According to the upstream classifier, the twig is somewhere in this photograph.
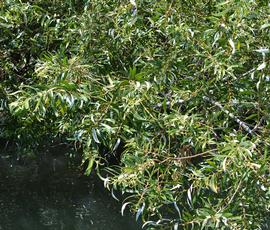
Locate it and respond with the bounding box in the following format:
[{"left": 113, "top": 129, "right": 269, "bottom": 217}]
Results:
[
  {"left": 252, "top": 116, "right": 264, "bottom": 132},
  {"left": 223, "top": 67, "right": 256, "bottom": 81},
  {"left": 159, "top": 149, "right": 216, "bottom": 164}
]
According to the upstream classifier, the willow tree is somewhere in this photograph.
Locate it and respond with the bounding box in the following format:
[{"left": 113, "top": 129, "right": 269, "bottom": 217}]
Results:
[{"left": 1, "top": 0, "right": 269, "bottom": 229}]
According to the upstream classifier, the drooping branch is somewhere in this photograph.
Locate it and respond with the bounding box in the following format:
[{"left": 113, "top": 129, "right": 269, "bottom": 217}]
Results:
[{"left": 203, "top": 96, "right": 253, "bottom": 135}]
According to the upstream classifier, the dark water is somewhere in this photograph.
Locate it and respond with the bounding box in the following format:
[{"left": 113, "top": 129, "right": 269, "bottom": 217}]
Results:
[{"left": 0, "top": 151, "right": 141, "bottom": 230}]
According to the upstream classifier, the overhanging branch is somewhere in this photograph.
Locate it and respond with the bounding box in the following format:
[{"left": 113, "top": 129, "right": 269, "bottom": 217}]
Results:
[{"left": 203, "top": 96, "right": 253, "bottom": 135}]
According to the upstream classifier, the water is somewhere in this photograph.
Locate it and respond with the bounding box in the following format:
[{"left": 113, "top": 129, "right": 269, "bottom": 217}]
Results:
[{"left": 0, "top": 150, "right": 141, "bottom": 230}]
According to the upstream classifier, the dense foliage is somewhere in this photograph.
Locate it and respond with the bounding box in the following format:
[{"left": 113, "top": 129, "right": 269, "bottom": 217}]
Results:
[{"left": 1, "top": 0, "right": 269, "bottom": 229}]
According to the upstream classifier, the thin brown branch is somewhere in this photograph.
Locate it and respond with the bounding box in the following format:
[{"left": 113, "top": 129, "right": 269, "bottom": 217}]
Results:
[{"left": 158, "top": 149, "right": 217, "bottom": 164}]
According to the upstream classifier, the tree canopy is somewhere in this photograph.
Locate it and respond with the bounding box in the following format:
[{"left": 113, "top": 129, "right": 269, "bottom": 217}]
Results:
[{"left": 1, "top": 0, "right": 269, "bottom": 229}]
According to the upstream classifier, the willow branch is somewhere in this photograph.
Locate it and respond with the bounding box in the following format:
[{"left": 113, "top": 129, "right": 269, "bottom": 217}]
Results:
[{"left": 203, "top": 96, "right": 253, "bottom": 135}]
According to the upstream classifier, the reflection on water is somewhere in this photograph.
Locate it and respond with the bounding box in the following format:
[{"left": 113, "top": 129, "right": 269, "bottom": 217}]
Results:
[{"left": 0, "top": 151, "right": 141, "bottom": 230}]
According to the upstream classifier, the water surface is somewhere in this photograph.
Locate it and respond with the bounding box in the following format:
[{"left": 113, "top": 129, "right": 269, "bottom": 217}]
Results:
[{"left": 0, "top": 151, "right": 141, "bottom": 230}]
